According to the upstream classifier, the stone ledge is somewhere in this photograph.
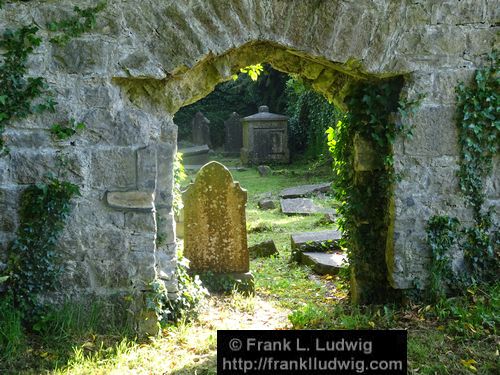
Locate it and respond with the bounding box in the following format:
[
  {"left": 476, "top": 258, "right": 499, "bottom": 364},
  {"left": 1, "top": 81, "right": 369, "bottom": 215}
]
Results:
[{"left": 106, "top": 191, "right": 154, "bottom": 210}]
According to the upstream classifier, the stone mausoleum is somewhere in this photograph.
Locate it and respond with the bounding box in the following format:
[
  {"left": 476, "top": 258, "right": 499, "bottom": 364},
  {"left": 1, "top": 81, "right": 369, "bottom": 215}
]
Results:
[
  {"left": 0, "top": 0, "right": 498, "bottom": 329},
  {"left": 241, "top": 105, "right": 290, "bottom": 165}
]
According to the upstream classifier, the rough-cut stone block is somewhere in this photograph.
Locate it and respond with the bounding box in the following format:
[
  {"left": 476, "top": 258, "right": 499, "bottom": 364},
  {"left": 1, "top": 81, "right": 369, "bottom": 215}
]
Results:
[
  {"left": 0, "top": 188, "right": 20, "bottom": 233},
  {"left": 280, "top": 182, "right": 331, "bottom": 198},
  {"left": 52, "top": 38, "right": 116, "bottom": 74},
  {"left": 125, "top": 211, "right": 156, "bottom": 231},
  {"left": 90, "top": 148, "right": 137, "bottom": 189},
  {"left": 300, "top": 252, "right": 348, "bottom": 275},
  {"left": 156, "top": 208, "right": 176, "bottom": 246},
  {"left": 136, "top": 145, "right": 157, "bottom": 190},
  {"left": 249, "top": 240, "right": 278, "bottom": 258},
  {"left": 107, "top": 191, "right": 154, "bottom": 210},
  {"left": 129, "top": 232, "right": 156, "bottom": 253},
  {"left": 258, "top": 198, "right": 275, "bottom": 210},
  {"left": 354, "top": 134, "right": 381, "bottom": 172},
  {"left": 281, "top": 198, "right": 333, "bottom": 215},
  {"left": 4, "top": 129, "right": 51, "bottom": 148},
  {"left": 9, "top": 150, "right": 57, "bottom": 184},
  {"left": 156, "top": 142, "right": 175, "bottom": 207},
  {"left": 404, "top": 106, "right": 458, "bottom": 157}
]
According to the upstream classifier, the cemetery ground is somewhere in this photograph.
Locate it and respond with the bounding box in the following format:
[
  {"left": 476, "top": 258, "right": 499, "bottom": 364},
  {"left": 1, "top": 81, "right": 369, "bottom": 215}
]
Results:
[{"left": 0, "top": 158, "right": 498, "bottom": 374}]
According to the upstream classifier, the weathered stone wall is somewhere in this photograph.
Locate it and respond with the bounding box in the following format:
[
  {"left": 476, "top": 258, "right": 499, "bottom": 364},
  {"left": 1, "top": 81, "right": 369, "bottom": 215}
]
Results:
[{"left": 0, "top": 0, "right": 498, "bottom": 312}]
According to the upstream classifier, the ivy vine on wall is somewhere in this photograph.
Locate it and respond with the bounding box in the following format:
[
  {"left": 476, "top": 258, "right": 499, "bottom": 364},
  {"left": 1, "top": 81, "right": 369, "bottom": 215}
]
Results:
[
  {"left": 7, "top": 178, "right": 80, "bottom": 317},
  {"left": 326, "top": 77, "right": 422, "bottom": 303},
  {"left": 0, "top": 2, "right": 106, "bottom": 319},
  {"left": 426, "top": 51, "right": 498, "bottom": 299},
  {"left": 0, "top": 26, "right": 55, "bottom": 155}
]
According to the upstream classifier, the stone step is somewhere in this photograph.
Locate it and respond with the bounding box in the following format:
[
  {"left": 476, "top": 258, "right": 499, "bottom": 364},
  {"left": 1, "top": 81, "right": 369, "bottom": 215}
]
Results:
[
  {"left": 279, "top": 182, "right": 331, "bottom": 198},
  {"left": 291, "top": 230, "right": 342, "bottom": 260},
  {"left": 280, "top": 198, "right": 334, "bottom": 215},
  {"left": 300, "top": 252, "right": 348, "bottom": 275}
]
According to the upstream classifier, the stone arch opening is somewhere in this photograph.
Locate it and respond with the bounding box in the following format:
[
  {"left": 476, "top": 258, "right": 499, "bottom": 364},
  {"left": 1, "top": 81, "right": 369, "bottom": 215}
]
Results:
[
  {"left": 4, "top": 0, "right": 492, "bottom": 333},
  {"left": 114, "top": 40, "right": 409, "bottom": 307}
]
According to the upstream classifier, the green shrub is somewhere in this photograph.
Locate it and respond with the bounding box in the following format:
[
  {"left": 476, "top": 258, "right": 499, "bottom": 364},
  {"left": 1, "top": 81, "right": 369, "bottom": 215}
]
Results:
[{"left": 285, "top": 77, "right": 340, "bottom": 159}]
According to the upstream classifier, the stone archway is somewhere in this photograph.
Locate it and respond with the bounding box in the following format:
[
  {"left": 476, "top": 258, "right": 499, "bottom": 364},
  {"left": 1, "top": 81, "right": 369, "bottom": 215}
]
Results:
[{"left": 1, "top": 0, "right": 497, "bottom": 327}]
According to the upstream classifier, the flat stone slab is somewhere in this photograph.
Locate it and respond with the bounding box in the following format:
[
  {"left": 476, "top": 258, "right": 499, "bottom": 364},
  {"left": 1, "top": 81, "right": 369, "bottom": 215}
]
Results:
[
  {"left": 179, "top": 145, "right": 210, "bottom": 165},
  {"left": 280, "top": 198, "right": 333, "bottom": 215},
  {"left": 291, "top": 230, "right": 342, "bottom": 260},
  {"left": 106, "top": 191, "right": 153, "bottom": 210},
  {"left": 280, "top": 182, "right": 331, "bottom": 198},
  {"left": 300, "top": 252, "right": 348, "bottom": 275},
  {"left": 179, "top": 144, "right": 210, "bottom": 156}
]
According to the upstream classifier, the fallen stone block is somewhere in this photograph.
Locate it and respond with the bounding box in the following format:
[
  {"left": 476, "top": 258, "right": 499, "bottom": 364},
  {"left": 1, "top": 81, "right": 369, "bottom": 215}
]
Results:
[
  {"left": 291, "top": 229, "right": 342, "bottom": 261},
  {"left": 258, "top": 198, "right": 276, "bottom": 210},
  {"left": 249, "top": 240, "right": 278, "bottom": 258},
  {"left": 300, "top": 252, "right": 348, "bottom": 275},
  {"left": 279, "top": 182, "right": 331, "bottom": 198},
  {"left": 281, "top": 198, "right": 333, "bottom": 215}
]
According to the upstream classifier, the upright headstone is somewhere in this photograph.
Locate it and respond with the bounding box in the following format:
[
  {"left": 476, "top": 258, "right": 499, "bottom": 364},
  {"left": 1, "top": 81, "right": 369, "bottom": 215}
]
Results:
[
  {"left": 183, "top": 162, "right": 252, "bottom": 289},
  {"left": 224, "top": 112, "right": 242, "bottom": 155},
  {"left": 191, "top": 111, "right": 211, "bottom": 147}
]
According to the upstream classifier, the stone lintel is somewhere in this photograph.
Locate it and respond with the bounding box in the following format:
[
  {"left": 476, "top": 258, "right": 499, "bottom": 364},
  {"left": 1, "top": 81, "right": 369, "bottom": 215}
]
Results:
[{"left": 106, "top": 191, "right": 154, "bottom": 210}]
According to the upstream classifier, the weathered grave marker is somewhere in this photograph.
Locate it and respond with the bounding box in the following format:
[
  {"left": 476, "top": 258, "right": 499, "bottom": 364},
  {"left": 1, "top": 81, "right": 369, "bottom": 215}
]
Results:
[
  {"left": 182, "top": 161, "right": 253, "bottom": 291},
  {"left": 191, "top": 111, "right": 211, "bottom": 147},
  {"left": 224, "top": 112, "right": 243, "bottom": 155}
]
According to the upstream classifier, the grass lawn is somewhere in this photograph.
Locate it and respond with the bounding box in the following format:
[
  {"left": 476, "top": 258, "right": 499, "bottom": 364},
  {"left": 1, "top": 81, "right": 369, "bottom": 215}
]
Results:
[{"left": 1, "top": 157, "right": 498, "bottom": 374}]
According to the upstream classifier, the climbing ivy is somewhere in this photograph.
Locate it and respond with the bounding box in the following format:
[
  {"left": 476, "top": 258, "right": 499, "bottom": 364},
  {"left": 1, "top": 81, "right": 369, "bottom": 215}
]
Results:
[
  {"left": 6, "top": 177, "right": 80, "bottom": 317},
  {"left": 50, "top": 118, "right": 86, "bottom": 141},
  {"left": 0, "top": 3, "right": 105, "bottom": 320},
  {"left": 456, "top": 51, "right": 498, "bottom": 285},
  {"left": 423, "top": 52, "right": 498, "bottom": 298},
  {"left": 456, "top": 51, "right": 499, "bottom": 220},
  {"left": 0, "top": 26, "right": 55, "bottom": 155},
  {"left": 326, "top": 77, "right": 421, "bottom": 302},
  {"left": 425, "top": 216, "right": 461, "bottom": 302},
  {"left": 146, "top": 253, "right": 208, "bottom": 324},
  {"left": 47, "top": 2, "right": 107, "bottom": 46},
  {"left": 286, "top": 77, "right": 340, "bottom": 159}
]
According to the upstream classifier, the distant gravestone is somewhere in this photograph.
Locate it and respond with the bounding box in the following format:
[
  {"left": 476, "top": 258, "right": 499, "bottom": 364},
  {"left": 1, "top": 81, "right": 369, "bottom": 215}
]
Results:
[
  {"left": 224, "top": 112, "right": 242, "bottom": 154},
  {"left": 182, "top": 161, "right": 252, "bottom": 280},
  {"left": 191, "top": 111, "right": 211, "bottom": 147},
  {"left": 257, "top": 165, "right": 272, "bottom": 176}
]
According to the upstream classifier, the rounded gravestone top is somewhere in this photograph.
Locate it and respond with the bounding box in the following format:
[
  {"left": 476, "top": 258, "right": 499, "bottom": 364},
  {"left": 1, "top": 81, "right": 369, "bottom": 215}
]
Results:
[{"left": 243, "top": 105, "right": 288, "bottom": 122}]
